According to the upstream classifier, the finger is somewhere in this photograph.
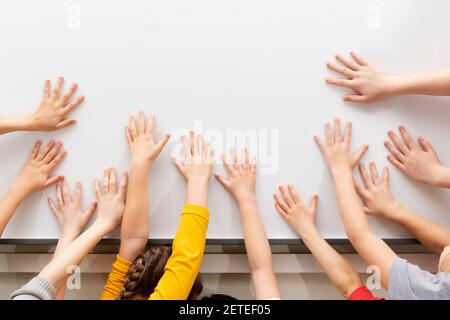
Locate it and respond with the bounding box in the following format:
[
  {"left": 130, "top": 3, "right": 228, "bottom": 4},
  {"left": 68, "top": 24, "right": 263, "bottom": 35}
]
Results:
[
  {"left": 325, "top": 122, "right": 333, "bottom": 145},
  {"left": 222, "top": 153, "right": 235, "bottom": 176},
  {"left": 388, "top": 130, "right": 409, "bottom": 155},
  {"left": 273, "top": 193, "right": 290, "bottom": 213},
  {"left": 243, "top": 148, "right": 250, "bottom": 168},
  {"left": 309, "top": 194, "right": 318, "bottom": 212},
  {"left": 279, "top": 185, "right": 294, "bottom": 208},
  {"left": 43, "top": 79, "right": 51, "bottom": 98},
  {"left": 399, "top": 126, "right": 416, "bottom": 150},
  {"left": 47, "top": 149, "right": 67, "bottom": 171},
  {"left": 287, "top": 184, "right": 303, "bottom": 205},
  {"left": 363, "top": 206, "right": 376, "bottom": 216},
  {"left": 62, "top": 95, "right": 84, "bottom": 116},
  {"left": 172, "top": 156, "right": 184, "bottom": 173},
  {"left": 75, "top": 182, "right": 82, "bottom": 204},
  {"left": 125, "top": 127, "right": 133, "bottom": 145},
  {"left": 56, "top": 180, "right": 64, "bottom": 207},
  {"left": 93, "top": 179, "right": 102, "bottom": 200},
  {"left": 83, "top": 202, "right": 97, "bottom": 224},
  {"left": 205, "top": 144, "right": 213, "bottom": 163},
  {"left": 387, "top": 154, "right": 407, "bottom": 172},
  {"left": 109, "top": 168, "right": 117, "bottom": 194},
  {"left": 335, "top": 54, "right": 360, "bottom": 71},
  {"left": 343, "top": 95, "right": 369, "bottom": 104},
  {"left": 38, "top": 140, "right": 56, "bottom": 161},
  {"left": 384, "top": 141, "right": 406, "bottom": 163},
  {"left": 53, "top": 76, "right": 64, "bottom": 99},
  {"left": 354, "top": 180, "right": 366, "bottom": 198},
  {"left": 383, "top": 167, "right": 390, "bottom": 187},
  {"left": 48, "top": 198, "right": 60, "bottom": 216},
  {"left": 358, "top": 163, "right": 372, "bottom": 188},
  {"left": 274, "top": 203, "right": 289, "bottom": 219},
  {"left": 193, "top": 133, "right": 200, "bottom": 156},
  {"left": 118, "top": 172, "right": 128, "bottom": 202},
  {"left": 418, "top": 137, "right": 438, "bottom": 156},
  {"left": 231, "top": 148, "right": 239, "bottom": 170},
  {"left": 350, "top": 51, "right": 368, "bottom": 66},
  {"left": 129, "top": 116, "right": 138, "bottom": 138},
  {"left": 56, "top": 118, "right": 77, "bottom": 129},
  {"left": 250, "top": 157, "right": 257, "bottom": 174},
  {"left": 29, "top": 140, "right": 42, "bottom": 160},
  {"left": 61, "top": 83, "right": 78, "bottom": 105},
  {"left": 62, "top": 178, "right": 72, "bottom": 204},
  {"left": 325, "top": 77, "right": 356, "bottom": 90},
  {"left": 43, "top": 141, "right": 63, "bottom": 164},
  {"left": 189, "top": 131, "right": 195, "bottom": 155},
  {"left": 343, "top": 122, "right": 352, "bottom": 145},
  {"left": 198, "top": 134, "right": 204, "bottom": 157},
  {"left": 334, "top": 118, "right": 342, "bottom": 143},
  {"left": 153, "top": 133, "right": 171, "bottom": 158},
  {"left": 146, "top": 113, "right": 155, "bottom": 136},
  {"left": 314, "top": 135, "right": 325, "bottom": 153},
  {"left": 326, "top": 62, "right": 356, "bottom": 78},
  {"left": 138, "top": 110, "right": 146, "bottom": 135},
  {"left": 352, "top": 144, "right": 369, "bottom": 166},
  {"left": 181, "top": 135, "right": 192, "bottom": 161},
  {"left": 103, "top": 169, "right": 110, "bottom": 194},
  {"left": 44, "top": 175, "right": 63, "bottom": 188},
  {"left": 214, "top": 174, "right": 230, "bottom": 189},
  {"left": 369, "top": 162, "right": 380, "bottom": 184}
]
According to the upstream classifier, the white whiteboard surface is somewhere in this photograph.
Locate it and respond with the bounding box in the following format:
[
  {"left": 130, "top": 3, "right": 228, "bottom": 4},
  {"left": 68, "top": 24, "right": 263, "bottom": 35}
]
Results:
[{"left": 1, "top": 0, "right": 450, "bottom": 241}]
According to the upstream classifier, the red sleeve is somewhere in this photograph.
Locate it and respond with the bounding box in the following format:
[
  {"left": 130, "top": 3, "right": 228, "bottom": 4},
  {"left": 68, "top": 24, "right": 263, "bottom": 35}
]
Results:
[{"left": 349, "top": 286, "right": 385, "bottom": 300}]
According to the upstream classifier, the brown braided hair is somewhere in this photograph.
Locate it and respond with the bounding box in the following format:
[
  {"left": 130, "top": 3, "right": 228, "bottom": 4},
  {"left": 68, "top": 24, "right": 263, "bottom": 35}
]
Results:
[{"left": 117, "top": 245, "right": 203, "bottom": 300}]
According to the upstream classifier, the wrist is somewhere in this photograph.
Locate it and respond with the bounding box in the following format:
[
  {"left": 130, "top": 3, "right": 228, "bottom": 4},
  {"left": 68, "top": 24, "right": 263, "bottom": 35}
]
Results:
[
  {"left": 8, "top": 179, "right": 33, "bottom": 200},
  {"left": 130, "top": 159, "right": 151, "bottom": 172},
  {"left": 430, "top": 165, "right": 450, "bottom": 188},
  {"left": 381, "top": 201, "right": 403, "bottom": 220},
  {"left": 330, "top": 165, "right": 352, "bottom": 177},
  {"left": 60, "top": 227, "right": 82, "bottom": 241},
  {"left": 93, "top": 217, "right": 118, "bottom": 234},
  {"left": 236, "top": 193, "right": 257, "bottom": 207},
  {"left": 187, "top": 176, "right": 210, "bottom": 185}
]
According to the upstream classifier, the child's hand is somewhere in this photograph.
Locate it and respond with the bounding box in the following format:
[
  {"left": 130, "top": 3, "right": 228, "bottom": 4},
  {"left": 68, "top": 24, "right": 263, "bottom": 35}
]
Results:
[
  {"left": 48, "top": 179, "right": 96, "bottom": 237},
  {"left": 93, "top": 168, "right": 128, "bottom": 231},
  {"left": 173, "top": 131, "right": 213, "bottom": 184},
  {"left": 355, "top": 163, "right": 399, "bottom": 218},
  {"left": 28, "top": 77, "right": 84, "bottom": 131},
  {"left": 325, "top": 52, "right": 395, "bottom": 104},
  {"left": 15, "top": 140, "right": 66, "bottom": 194},
  {"left": 385, "top": 126, "right": 444, "bottom": 186},
  {"left": 125, "top": 111, "right": 171, "bottom": 167},
  {"left": 314, "top": 119, "right": 368, "bottom": 175},
  {"left": 214, "top": 148, "right": 256, "bottom": 203},
  {"left": 273, "top": 185, "right": 318, "bottom": 237}
]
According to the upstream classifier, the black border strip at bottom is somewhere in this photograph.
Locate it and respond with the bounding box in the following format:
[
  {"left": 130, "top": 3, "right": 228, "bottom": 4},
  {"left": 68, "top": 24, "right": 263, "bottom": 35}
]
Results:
[{"left": 0, "top": 238, "right": 421, "bottom": 245}]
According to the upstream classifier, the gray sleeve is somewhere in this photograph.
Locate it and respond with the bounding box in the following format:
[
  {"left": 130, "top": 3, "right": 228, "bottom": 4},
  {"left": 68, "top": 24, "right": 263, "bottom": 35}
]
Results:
[
  {"left": 10, "top": 276, "right": 56, "bottom": 300},
  {"left": 388, "top": 257, "right": 450, "bottom": 300}
]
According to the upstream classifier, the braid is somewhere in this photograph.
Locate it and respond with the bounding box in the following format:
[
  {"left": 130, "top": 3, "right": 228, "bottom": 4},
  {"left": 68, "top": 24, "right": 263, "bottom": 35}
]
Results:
[{"left": 118, "top": 251, "right": 152, "bottom": 300}]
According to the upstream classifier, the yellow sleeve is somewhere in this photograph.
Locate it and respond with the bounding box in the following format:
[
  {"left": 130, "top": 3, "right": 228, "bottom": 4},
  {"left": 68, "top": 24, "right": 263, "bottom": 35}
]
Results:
[
  {"left": 100, "top": 255, "right": 132, "bottom": 300},
  {"left": 149, "top": 204, "right": 209, "bottom": 300}
]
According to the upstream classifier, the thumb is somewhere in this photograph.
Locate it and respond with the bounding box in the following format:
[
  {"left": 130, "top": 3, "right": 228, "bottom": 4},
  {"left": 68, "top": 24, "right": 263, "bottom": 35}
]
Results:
[
  {"left": 362, "top": 206, "right": 376, "bottom": 216},
  {"left": 214, "top": 174, "right": 229, "bottom": 189},
  {"left": 418, "top": 137, "right": 439, "bottom": 158},
  {"left": 44, "top": 175, "right": 63, "bottom": 188},
  {"left": 309, "top": 194, "right": 318, "bottom": 212},
  {"left": 352, "top": 144, "right": 369, "bottom": 168},
  {"left": 152, "top": 133, "right": 171, "bottom": 159},
  {"left": 83, "top": 202, "right": 97, "bottom": 224}
]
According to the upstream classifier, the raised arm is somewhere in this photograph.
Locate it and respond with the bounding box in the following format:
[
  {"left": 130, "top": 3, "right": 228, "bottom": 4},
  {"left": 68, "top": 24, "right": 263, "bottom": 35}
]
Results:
[
  {"left": 384, "top": 126, "right": 450, "bottom": 188},
  {"left": 0, "top": 140, "right": 66, "bottom": 236},
  {"left": 38, "top": 168, "right": 127, "bottom": 291},
  {"left": 215, "top": 148, "right": 281, "bottom": 300},
  {"left": 47, "top": 179, "right": 96, "bottom": 299},
  {"left": 0, "top": 77, "right": 84, "bottom": 135},
  {"left": 118, "top": 111, "right": 170, "bottom": 261},
  {"left": 146, "top": 131, "right": 212, "bottom": 300},
  {"left": 314, "top": 119, "right": 397, "bottom": 289},
  {"left": 274, "top": 185, "right": 363, "bottom": 298},
  {"left": 325, "top": 52, "right": 450, "bottom": 103},
  {"left": 355, "top": 162, "right": 450, "bottom": 255}
]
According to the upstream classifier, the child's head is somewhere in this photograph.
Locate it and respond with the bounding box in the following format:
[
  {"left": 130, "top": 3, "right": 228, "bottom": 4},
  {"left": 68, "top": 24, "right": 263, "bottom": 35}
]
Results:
[
  {"left": 438, "top": 245, "right": 450, "bottom": 273},
  {"left": 118, "top": 245, "right": 203, "bottom": 300}
]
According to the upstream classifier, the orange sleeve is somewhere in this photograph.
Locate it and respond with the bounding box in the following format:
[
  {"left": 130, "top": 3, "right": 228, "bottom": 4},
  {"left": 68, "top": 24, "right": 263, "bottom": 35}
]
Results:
[
  {"left": 149, "top": 204, "right": 209, "bottom": 300},
  {"left": 100, "top": 255, "right": 132, "bottom": 300}
]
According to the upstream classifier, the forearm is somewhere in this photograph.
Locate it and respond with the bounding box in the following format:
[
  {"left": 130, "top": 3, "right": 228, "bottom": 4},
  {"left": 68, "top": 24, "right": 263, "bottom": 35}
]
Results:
[
  {"left": 238, "top": 197, "right": 273, "bottom": 273},
  {"left": 0, "top": 115, "right": 34, "bottom": 135},
  {"left": 384, "top": 205, "right": 450, "bottom": 255},
  {"left": 0, "top": 182, "right": 30, "bottom": 236},
  {"left": 390, "top": 70, "right": 450, "bottom": 97},
  {"left": 185, "top": 179, "right": 208, "bottom": 207},
  {"left": 53, "top": 231, "right": 79, "bottom": 300},
  {"left": 39, "top": 220, "right": 110, "bottom": 289},
  {"left": 119, "top": 162, "right": 150, "bottom": 261},
  {"left": 431, "top": 166, "right": 450, "bottom": 188},
  {"left": 300, "top": 227, "right": 362, "bottom": 298}
]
